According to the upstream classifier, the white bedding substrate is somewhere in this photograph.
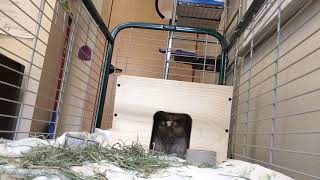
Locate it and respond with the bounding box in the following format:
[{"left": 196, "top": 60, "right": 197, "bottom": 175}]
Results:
[{"left": 0, "top": 129, "right": 293, "bottom": 180}]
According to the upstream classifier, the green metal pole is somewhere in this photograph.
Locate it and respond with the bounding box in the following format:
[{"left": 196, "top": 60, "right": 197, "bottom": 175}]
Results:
[
  {"left": 82, "top": 0, "right": 114, "bottom": 43},
  {"left": 95, "top": 42, "right": 113, "bottom": 129},
  {"left": 219, "top": 51, "right": 228, "bottom": 85}
]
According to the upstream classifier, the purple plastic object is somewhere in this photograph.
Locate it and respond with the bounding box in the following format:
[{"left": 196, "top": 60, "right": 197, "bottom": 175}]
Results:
[{"left": 78, "top": 45, "right": 92, "bottom": 61}]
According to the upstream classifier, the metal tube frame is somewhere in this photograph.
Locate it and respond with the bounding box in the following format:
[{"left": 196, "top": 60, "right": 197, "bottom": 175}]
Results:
[
  {"left": 81, "top": 0, "right": 228, "bottom": 129},
  {"left": 94, "top": 22, "right": 228, "bottom": 128},
  {"left": 163, "top": 0, "right": 177, "bottom": 80}
]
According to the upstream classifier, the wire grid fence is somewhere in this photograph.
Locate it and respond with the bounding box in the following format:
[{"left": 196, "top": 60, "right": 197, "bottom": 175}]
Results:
[
  {"left": 0, "top": 0, "right": 110, "bottom": 140},
  {"left": 176, "top": 2, "right": 224, "bottom": 29},
  {"left": 101, "top": 28, "right": 224, "bottom": 129},
  {"left": 226, "top": 0, "right": 320, "bottom": 179}
]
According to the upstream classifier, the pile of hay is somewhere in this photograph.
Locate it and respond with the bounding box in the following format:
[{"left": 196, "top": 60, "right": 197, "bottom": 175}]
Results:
[{"left": 4, "top": 142, "right": 177, "bottom": 179}]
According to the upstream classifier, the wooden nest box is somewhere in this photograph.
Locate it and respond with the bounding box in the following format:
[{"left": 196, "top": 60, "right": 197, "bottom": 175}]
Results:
[{"left": 111, "top": 75, "right": 233, "bottom": 163}]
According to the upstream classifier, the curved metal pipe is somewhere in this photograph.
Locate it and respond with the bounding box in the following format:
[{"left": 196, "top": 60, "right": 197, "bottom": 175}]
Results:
[
  {"left": 111, "top": 22, "right": 228, "bottom": 50},
  {"left": 95, "top": 22, "right": 228, "bottom": 128}
]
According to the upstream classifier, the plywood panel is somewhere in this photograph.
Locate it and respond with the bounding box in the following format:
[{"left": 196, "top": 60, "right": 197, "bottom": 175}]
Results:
[{"left": 112, "top": 75, "right": 233, "bottom": 162}]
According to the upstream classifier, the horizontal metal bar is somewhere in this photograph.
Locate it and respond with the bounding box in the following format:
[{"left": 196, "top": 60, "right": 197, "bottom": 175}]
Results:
[
  {"left": 0, "top": 59, "right": 99, "bottom": 97},
  {"left": 0, "top": 114, "right": 54, "bottom": 125},
  {"left": 0, "top": 65, "right": 97, "bottom": 103},
  {"left": 173, "top": 36, "right": 220, "bottom": 44},
  {"left": 96, "top": 21, "right": 228, "bottom": 127},
  {"left": 116, "top": 61, "right": 215, "bottom": 72},
  {"left": 234, "top": 130, "right": 320, "bottom": 135},
  {"left": 234, "top": 143, "right": 320, "bottom": 157},
  {"left": 237, "top": 102, "right": 273, "bottom": 117},
  {"left": 117, "top": 46, "right": 216, "bottom": 57},
  {"left": 0, "top": 77, "right": 97, "bottom": 118},
  {"left": 43, "top": 0, "right": 107, "bottom": 48},
  {"left": 70, "top": 94, "right": 96, "bottom": 106},
  {"left": 237, "top": 86, "right": 320, "bottom": 116},
  {"left": 12, "top": 0, "right": 107, "bottom": 66},
  {"left": 116, "top": 57, "right": 216, "bottom": 67},
  {"left": 119, "top": 35, "right": 167, "bottom": 43},
  {"left": 239, "top": 43, "right": 319, "bottom": 96},
  {"left": 2, "top": 2, "right": 105, "bottom": 62},
  {"left": 118, "top": 34, "right": 220, "bottom": 44},
  {"left": 0, "top": 112, "right": 90, "bottom": 127},
  {"left": 233, "top": 153, "right": 320, "bottom": 179},
  {"left": 1, "top": 44, "right": 101, "bottom": 90},
  {"left": 277, "top": 53, "right": 320, "bottom": 89},
  {"left": 237, "top": 88, "right": 273, "bottom": 106},
  {"left": 238, "top": 90, "right": 311, "bottom": 115},
  {"left": 78, "top": 6, "right": 108, "bottom": 48},
  {"left": 277, "top": 108, "right": 320, "bottom": 119},
  {"left": 121, "top": 42, "right": 216, "bottom": 54},
  {"left": 22, "top": 0, "right": 106, "bottom": 58},
  {"left": 0, "top": 26, "right": 103, "bottom": 84},
  {"left": 0, "top": 130, "right": 53, "bottom": 135},
  {"left": 277, "top": 87, "right": 320, "bottom": 104},
  {"left": 227, "top": 0, "right": 268, "bottom": 51},
  {"left": 238, "top": 108, "right": 320, "bottom": 124},
  {"left": 179, "top": 15, "right": 221, "bottom": 22},
  {"left": 237, "top": 60, "right": 274, "bottom": 89},
  {"left": 0, "top": 79, "right": 96, "bottom": 110},
  {"left": 81, "top": 0, "right": 113, "bottom": 43},
  {"left": 237, "top": 46, "right": 320, "bottom": 97},
  {"left": 237, "top": 0, "right": 281, "bottom": 49},
  {"left": 122, "top": 69, "right": 215, "bottom": 81},
  {"left": 111, "top": 22, "right": 227, "bottom": 50},
  {"left": 237, "top": 6, "right": 320, "bottom": 80}
]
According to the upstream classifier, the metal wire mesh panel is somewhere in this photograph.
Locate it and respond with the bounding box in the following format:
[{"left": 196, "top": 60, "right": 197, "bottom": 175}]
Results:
[
  {"left": 176, "top": 1, "right": 224, "bottom": 29},
  {"left": 0, "top": 0, "right": 110, "bottom": 139},
  {"left": 101, "top": 28, "right": 224, "bottom": 129},
  {"left": 227, "top": 0, "right": 320, "bottom": 179}
]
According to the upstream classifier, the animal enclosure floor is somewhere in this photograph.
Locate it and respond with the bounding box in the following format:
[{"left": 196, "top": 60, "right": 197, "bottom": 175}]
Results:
[{"left": 0, "top": 130, "right": 292, "bottom": 180}]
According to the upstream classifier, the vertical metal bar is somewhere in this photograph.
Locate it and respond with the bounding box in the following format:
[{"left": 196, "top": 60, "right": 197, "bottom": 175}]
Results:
[
  {"left": 91, "top": 43, "right": 107, "bottom": 132},
  {"left": 202, "top": 34, "right": 208, "bottom": 83},
  {"left": 213, "top": 39, "right": 218, "bottom": 84},
  {"left": 95, "top": 22, "right": 227, "bottom": 128},
  {"left": 223, "top": 0, "right": 228, "bottom": 36},
  {"left": 92, "top": 42, "right": 108, "bottom": 131},
  {"left": 244, "top": 15, "right": 255, "bottom": 157},
  {"left": 229, "top": 40, "right": 240, "bottom": 158},
  {"left": 14, "top": 0, "right": 45, "bottom": 139},
  {"left": 270, "top": 0, "right": 281, "bottom": 164},
  {"left": 125, "top": 28, "right": 133, "bottom": 73},
  {"left": 163, "top": 0, "right": 177, "bottom": 79},
  {"left": 54, "top": 0, "right": 59, "bottom": 24},
  {"left": 81, "top": 0, "right": 114, "bottom": 43},
  {"left": 223, "top": 52, "right": 228, "bottom": 85},
  {"left": 79, "top": 14, "right": 92, "bottom": 131},
  {"left": 219, "top": 51, "right": 227, "bottom": 85},
  {"left": 239, "top": 0, "right": 243, "bottom": 19},
  {"left": 52, "top": 7, "right": 80, "bottom": 138},
  {"left": 107, "top": 30, "right": 122, "bottom": 128},
  {"left": 95, "top": 42, "right": 113, "bottom": 128}
]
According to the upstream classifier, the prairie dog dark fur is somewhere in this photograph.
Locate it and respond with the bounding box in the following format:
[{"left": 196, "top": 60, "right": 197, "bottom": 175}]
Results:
[{"left": 150, "top": 111, "right": 192, "bottom": 157}]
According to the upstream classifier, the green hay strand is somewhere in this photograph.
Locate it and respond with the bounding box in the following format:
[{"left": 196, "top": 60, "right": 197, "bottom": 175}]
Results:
[{"left": 20, "top": 142, "right": 175, "bottom": 178}]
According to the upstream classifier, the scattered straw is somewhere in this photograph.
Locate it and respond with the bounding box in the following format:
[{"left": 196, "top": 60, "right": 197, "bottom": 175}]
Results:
[{"left": 20, "top": 142, "right": 176, "bottom": 178}]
